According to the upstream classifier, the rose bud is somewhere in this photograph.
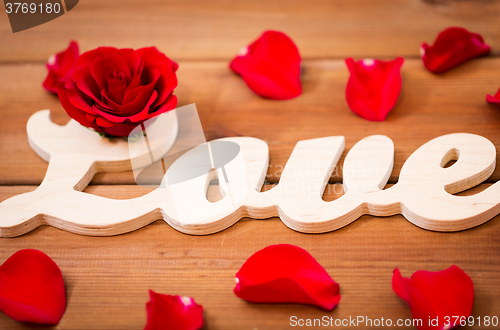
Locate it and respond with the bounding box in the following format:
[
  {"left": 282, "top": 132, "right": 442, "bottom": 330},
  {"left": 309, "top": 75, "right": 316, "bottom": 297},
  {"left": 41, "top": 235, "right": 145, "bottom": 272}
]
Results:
[{"left": 57, "top": 47, "right": 178, "bottom": 137}]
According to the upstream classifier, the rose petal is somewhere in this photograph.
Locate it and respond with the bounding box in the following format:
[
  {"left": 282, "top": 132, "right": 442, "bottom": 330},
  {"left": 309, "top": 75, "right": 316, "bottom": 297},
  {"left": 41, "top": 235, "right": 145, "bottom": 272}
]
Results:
[
  {"left": 74, "top": 63, "right": 103, "bottom": 103},
  {"left": 95, "top": 116, "right": 115, "bottom": 128},
  {"left": 58, "top": 79, "right": 101, "bottom": 133},
  {"left": 74, "top": 47, "right": 117, "bottom": 67},
  {"left": 99, "top": 122, "right": 138, "bottom": 137},
  {"left": 148, "top": 63, "right": 178, "bottom": 108},
  {"left": 392, "top": 266, "right": 474, "bottom": 330},
  {"left": 96, "top": 90, "right": 158, "bottom": 123},
  {"left": 234, "top": 244, "right": 340, "bottom": 311},
  {"left": 421, "top": 27, "right": 491, "bottom": 74},
  {"left": 230, "top": 30, "right": 302, "bottom": 100},
  {"left": 144, "top": 290, "right": 203, "bottom": 330},
  {"left": 65, "top": 78, "right": 96, "bottom": 114},
  {"left": 43, "top": 41, "right": 79, "bottom": 94},
  {"left": 138, "top": 47, "right": 179, "bottom": 72},
  {"left": 90, "top": 53, "right": 132, "bottom": 92},
  {"left": 486, "top": 88, "right": 500, "bottom": 106},
  {"left": 147, "top": 94, "right": 177, "bottom": 119},
  {"left": 116, "top": 48, "right": 143, "bottom": 76},
  {"left": 125, "top": 62, "right": 145, "bottom": 93},
  {"left": 0, "top": 249, "right": 66, "bottom": 325},
  {"left": 136, "top": 48, "right": 178, "bottom": 108},
  {"left": 86, "top": 113, "right": 97, "bottom": 123},
  {"left": 345, "top": 57, "right": 404, "bottom": 121},
  {"left": 105, "top": 83, "right": 126, "bottom": 105},
  {"left": 122, "top": 68, "right": 160, "bottom": 105}
]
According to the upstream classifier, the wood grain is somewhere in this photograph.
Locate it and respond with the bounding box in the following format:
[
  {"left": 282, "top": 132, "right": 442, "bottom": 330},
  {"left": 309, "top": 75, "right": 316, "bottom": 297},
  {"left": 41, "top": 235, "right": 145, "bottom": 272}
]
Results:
[
  {"left": 0, "top": 185, "right": 499, "bottom": 329},
  {"left": 1, "top": 58, "right": 500, "bottom": 186},
  {"left": 0, "top": 0, "right": 499, "bottom": 62}
]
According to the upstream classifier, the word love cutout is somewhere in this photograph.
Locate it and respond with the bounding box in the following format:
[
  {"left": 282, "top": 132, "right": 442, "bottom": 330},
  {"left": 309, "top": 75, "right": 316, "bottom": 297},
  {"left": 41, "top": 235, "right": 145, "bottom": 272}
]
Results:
[{"left": 1, "top": 110, "right": 500, "bottom": 237}]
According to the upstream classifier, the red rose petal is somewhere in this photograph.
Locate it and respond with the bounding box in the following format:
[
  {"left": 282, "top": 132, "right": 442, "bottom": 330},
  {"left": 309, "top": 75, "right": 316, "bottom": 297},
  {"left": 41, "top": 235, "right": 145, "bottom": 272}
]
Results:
[
  {"left": 97, "top": 90, "right": 158, "bottom": 123},
  {"left": 74, "top": 63, "right": 103, "bottom": 103},
  {"left": 138, "top": 47, "right": 179, "bottom": 73},
  {"left": 392, "top": 266, "right": 474, "bottom": 330},
  {"left": 148, "top": 63, "right": 178, "bottom": 108},
  {"left": 144, "top": 290, "right": 203, "bottom": 330},
  {"left": 122, "top": 68, "right": 160, "bottom": 105},
  {"left": 65, "top": 78, "right": 96, "bottom": 114},
  {"left": 139, "top": 47, "right": 174, "bottom": 66},
  {"left": 99, "top": 122, "right": 137, "bottom": 137},
  {"left": 487, "top": 88, "right": 500, "bottom": 106},
  {"left": 43, "top": 41, "right": 79, "bottom": 94},
  {"left": 126, "top": 62, "right": 145, "bottom": 91},
  {"left": 234, "top": 244, "right": 340, "bottom": 311},
  {"left": 86, "top": 113, "right": 97, "bottom": 123},
  {"left": 421, "top": 27, "right": 491, "bottom": 74},
  {"left": 58, "top": 79, "right": 101, "bottom": 133},
  {"left": 0, "top": 249, "right": 66, "bottom": 325},
  {"left": 75, "top": 47, "right": 118, "bottom": 67},
  {"left": 137, "top": 48, "right": 178, "bottom": 108},
  {"left": 230, "top": 30, "right": 302, "bottom": 100},
  {"left": 147, "top": 94, "right": 178, "bottom": 118},
  {"left": 90, "top": 53, "right": 132, "bottom": 91},
  {"left": 116, "top": 48, "right": 143, "bottom": 76},
  {"left": 345, "top": 57, "right": 404, "bottom": 121},
  {"left": 95, "top": 116, "right": 115, "bottom": 128}
]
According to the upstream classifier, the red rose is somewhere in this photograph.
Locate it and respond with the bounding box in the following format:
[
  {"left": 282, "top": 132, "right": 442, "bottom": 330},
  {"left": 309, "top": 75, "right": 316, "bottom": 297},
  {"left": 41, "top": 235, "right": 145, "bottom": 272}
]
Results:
[{"left": 58, "top": 47, "right": 178, "bottom": 137}]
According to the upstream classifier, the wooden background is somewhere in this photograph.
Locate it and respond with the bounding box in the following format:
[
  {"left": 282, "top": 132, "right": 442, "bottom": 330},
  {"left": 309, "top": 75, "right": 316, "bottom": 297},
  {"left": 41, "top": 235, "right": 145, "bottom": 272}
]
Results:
[{"left": 1, "top": 0, "right": 500, "bottom": 329}]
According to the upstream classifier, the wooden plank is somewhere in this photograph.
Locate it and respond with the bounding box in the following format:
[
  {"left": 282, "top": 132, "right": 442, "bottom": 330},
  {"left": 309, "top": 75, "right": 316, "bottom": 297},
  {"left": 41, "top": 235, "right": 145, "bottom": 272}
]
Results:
[
  {"left": 0, "top": 0, "right": 499, "bottom": 62},
  {"left": 1, "top": 58, "right": 500, "bottom": 185},
  {"left": 0, "top": 184, "right": 499, "bottom": 329}
]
